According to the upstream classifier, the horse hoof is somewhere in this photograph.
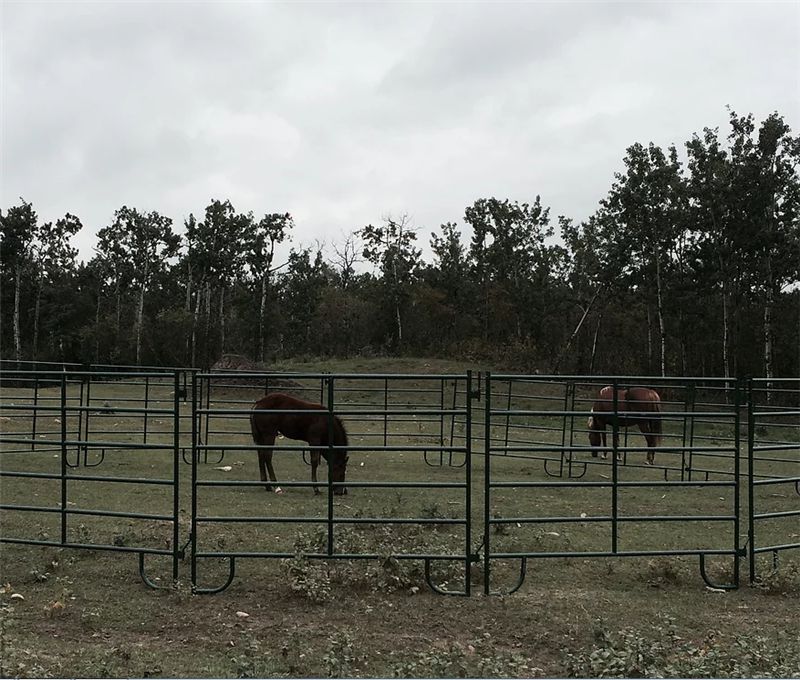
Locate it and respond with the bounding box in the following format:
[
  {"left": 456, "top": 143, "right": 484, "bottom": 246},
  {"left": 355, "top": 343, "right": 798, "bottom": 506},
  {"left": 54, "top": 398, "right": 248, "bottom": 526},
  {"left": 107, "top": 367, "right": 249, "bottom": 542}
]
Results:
[{"left": 274, "top": 487, "right": 283, "bottom": 494}]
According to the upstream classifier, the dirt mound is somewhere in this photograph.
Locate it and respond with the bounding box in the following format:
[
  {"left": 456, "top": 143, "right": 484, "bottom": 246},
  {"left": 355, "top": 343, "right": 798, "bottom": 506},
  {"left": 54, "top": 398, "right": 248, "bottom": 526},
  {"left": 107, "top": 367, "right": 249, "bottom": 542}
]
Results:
[
  {"left": 210, "top": 354, "right": 303, "bottom": 391},
  {"left": 211, "top": 354, "right": 262, "bottom": 372}
]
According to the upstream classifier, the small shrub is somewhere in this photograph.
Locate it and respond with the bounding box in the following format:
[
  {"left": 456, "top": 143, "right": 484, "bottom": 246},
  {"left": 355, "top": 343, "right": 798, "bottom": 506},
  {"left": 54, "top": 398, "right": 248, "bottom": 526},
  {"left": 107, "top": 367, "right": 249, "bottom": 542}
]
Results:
[
  {"left": 282, "top": 555, "right": 332, "bottom": 603},
  {"left": 322, "top": 630, "right": 360, "bottom": 678},
  {"left": 753, "top": 560, "right": 800, "bottom": 595}
]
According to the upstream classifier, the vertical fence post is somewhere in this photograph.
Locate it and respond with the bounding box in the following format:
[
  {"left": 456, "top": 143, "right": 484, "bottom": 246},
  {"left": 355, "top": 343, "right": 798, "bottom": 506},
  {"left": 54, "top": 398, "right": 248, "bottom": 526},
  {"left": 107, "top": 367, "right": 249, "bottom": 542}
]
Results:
[
  {"left": 611, "top": 379, "right": 619, "bottom": 554},
  {"left": 504, "top": 379, "right": 512, "bottom": 452},
  {"left": 172, "top": 371, "right": 181, "bottom": 581},
  {"left": 747, "top": 377, "right": 756, "bottom": 583},
  {"left": 562, "top": 382, "right": 572, "bottom": 477},
  {"left": 483, "top": 372, "right": 492, "bottom": 595},
  {"left": 31, "top": 374, "right": 39, "bottom": 451},
  {"left": 190, "top": 373, "right": 199, "bottom": 589},
  {"left": 464, "top": 370, "right": 473, "bottom": 596},
  {"left": 733, "top": 377, "right": 742, "bottom": 587},
  {"left": 327, "top": 376, "right": 335, "bottom": 556},
  {"left": 685, "top": 384, "right": 697, "bottom": 481},
  {"left": 60, "top": 372, "right": 68, "bottom": 545},
  {"left": 203, "top": 377, "right": 211, "bottom": 463},
  {"left": 449, "top": 379, "right": 458, "bottom": 448},
  {"left": 143, "top": 375, "right": 150, "bottom": 444},
  {"left": 439, "top": 377, "right": 446, "bottom": 464},
  {"left": 681, "top": 384, "right": 695, "bottom": 482},
  {"left": 383, "top": 377, "right": 389, "bottom": 448},
  {"left": 83, "top": 372, "right": 93, "bottom": 465}
]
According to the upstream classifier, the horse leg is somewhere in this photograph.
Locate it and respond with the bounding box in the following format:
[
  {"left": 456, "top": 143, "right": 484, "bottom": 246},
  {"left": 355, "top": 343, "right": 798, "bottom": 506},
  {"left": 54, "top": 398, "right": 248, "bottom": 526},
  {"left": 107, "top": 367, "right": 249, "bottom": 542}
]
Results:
[
  {"left": 613, "top": 430, "right": 622, "bottom": 461},
  {"left": 642, "top": 427, "right": 656, "bottom": 465},
  {"left": 265, "top": 451, "right": 281, "bottom": 492},
  {"left": 258, "top": 434, "right": 283, "bottom": 493},
  {"left": 601, "top": 431, "right": 608, "bottom": 459},
  {"left": 310, "top": 449, "right": 321, "bottom": 495},
  {"left": 256, "top": 434, "right": 276, "bottom": 492}
]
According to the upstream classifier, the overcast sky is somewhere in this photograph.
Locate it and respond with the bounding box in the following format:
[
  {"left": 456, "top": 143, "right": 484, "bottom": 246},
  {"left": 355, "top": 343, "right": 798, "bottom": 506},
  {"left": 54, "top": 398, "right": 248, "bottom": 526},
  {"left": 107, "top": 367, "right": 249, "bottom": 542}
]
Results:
[{"left": 2, "top": 1, "right": 798, "bottom": 265}]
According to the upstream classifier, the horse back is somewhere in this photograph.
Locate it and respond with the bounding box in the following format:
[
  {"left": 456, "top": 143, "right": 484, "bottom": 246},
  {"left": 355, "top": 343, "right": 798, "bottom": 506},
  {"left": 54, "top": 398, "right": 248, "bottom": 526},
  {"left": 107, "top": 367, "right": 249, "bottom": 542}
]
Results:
[
  {"left": 591, "top": 385, "right": 661, "bottom": 426},
  {"left": 251, "top": 393, "right": 347, "bottom": 445},
  {"left": 626, "top": 386, "right": 661, "bottom": 411}
]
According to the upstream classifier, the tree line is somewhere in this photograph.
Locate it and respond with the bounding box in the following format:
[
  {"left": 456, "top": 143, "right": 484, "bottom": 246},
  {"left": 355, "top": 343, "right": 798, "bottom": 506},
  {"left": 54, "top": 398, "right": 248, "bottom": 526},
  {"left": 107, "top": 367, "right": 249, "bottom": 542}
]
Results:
[{"left": 2, "top": 109, "right": 798, "bottom": 378}]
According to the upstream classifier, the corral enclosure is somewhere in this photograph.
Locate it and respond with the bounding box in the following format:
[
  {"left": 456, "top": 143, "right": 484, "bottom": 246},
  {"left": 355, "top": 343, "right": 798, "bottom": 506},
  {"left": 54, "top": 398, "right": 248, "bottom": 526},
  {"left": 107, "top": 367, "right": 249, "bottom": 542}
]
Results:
[{"left": 1, "top": 361, "right": 797, "bottom": 597}]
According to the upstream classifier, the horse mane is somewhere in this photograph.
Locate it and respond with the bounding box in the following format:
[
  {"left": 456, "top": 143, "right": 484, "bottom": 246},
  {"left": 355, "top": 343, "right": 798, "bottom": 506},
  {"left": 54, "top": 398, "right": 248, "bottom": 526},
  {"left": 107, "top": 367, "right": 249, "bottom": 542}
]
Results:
[{"left": 332, "top": 415, "right": 349, "bottom": 447}]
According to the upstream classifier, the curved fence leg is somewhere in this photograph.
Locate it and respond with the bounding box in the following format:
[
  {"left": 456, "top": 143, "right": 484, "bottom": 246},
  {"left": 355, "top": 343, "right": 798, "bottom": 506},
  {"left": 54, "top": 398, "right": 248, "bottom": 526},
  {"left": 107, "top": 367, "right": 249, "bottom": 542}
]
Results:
[
  {"left": 423, "top": 558, "right": 469, "bottom": 596},
  {"left": 65, "top": 447, "right": 81, "bottom": 468},
  {"left": 450, "top": 452, "right": 467, "bottom": 469},
  {"left": 543, "top": 458, "right": 564, "bottom": 478},
  {"left": 566, "top": 459, "right": 587, "bottom": 479},
  {"left": 488, "top": 557, "right": 527, "bottom": 596},
  {"left": 423, "top": 449, "right": 443, "bottom": 467},
  {"left": 201, "top": 449, "right": 225, "bottom": 465},
  {"left": 82, "top": 448, "right": 105, "bottom": 468},
  {"left": 193, "top": 556, "right": 236, "bottom": 594},
  {"left": 138, "top": 552, "right": 172, "bottom": 590},
  {"left": 699, "top": 553, "right": 739, "bottom": 590}
]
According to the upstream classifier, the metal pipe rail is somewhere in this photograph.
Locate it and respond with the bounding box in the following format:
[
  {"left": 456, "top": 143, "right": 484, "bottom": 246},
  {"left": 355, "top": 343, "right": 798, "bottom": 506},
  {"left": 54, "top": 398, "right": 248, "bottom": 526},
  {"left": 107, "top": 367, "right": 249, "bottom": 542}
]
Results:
[
  {"left": 482, "top": 372, "right": 744, "bottom": 594},
  {"left": 0, "top": 370, "right": 182, "bottom": 586},
  {"left": 190, "top": 371, "right": 476, "bottom": 595},
  {"left": 2, "top": 366, "right": 798, "bottom": 595}
]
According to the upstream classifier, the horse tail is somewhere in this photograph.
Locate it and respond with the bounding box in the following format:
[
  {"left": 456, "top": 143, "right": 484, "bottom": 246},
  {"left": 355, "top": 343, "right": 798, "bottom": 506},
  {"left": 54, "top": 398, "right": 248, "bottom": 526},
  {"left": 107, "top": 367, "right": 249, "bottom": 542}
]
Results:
[
  {"left": 650, "top": 393, "right": 663, "bottom": 446},
  {"left": 250, "top": 400, "right": 265, "bottom": 445}
]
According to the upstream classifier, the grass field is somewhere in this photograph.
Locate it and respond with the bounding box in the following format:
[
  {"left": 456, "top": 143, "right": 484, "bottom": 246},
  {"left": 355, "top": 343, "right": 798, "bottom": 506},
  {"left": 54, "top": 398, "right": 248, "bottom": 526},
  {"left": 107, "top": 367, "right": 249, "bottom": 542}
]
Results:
[{"left": 1, "top": 357, "right": 798, "bottom": 678}]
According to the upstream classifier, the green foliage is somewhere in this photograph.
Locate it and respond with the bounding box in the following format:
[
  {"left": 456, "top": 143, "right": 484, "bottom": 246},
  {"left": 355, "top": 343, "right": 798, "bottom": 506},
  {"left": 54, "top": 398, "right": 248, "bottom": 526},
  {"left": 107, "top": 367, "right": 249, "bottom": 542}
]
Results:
[
  {"left": 752, "top": 560, "right": 800, "bottom": 596},
  {"left": 280, "top": 526, "right": 466, "bottom": 602},
  {"left": 322, "top": 631, "right": 360, "bottom": 678},
  {"left": 2, "top": 109, "right": 798, "bottom": 375},
  {"left": 562, "top": 615, "right": 800, "bottom": 678},
  {"left": 388, "top": 638, "right": 536, "bottom": 678}
]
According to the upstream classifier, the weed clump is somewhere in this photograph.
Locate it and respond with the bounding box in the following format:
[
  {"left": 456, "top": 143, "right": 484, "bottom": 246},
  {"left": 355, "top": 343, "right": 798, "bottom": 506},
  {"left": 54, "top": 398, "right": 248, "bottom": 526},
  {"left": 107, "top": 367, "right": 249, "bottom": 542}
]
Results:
[{"left": 562, "top": 614, "right": 800, "bottom": 678}]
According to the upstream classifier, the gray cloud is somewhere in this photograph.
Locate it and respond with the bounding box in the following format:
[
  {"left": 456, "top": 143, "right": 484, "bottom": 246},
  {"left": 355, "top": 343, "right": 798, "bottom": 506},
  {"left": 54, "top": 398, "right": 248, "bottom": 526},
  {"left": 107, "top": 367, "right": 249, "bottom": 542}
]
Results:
[{"left": 2, "top": 1, "right": 798, "bottom": 264}]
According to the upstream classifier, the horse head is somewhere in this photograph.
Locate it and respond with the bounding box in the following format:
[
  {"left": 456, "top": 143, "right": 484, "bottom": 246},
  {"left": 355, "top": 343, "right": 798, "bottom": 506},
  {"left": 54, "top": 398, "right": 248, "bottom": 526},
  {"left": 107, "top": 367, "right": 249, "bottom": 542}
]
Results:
[{"left": 331, "top": 451, "right": 349, "bottom": 495}]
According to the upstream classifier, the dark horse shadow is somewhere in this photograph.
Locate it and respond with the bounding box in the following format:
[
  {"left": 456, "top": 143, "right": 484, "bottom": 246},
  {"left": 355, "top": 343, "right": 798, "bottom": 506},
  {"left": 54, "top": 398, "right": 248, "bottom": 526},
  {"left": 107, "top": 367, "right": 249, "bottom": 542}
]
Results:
[
  {"left": 250, "top": 393, "right": 349, "bottom": 495},
  {"left": 588, "top": 386, "right": 662, "bottom": 464}
]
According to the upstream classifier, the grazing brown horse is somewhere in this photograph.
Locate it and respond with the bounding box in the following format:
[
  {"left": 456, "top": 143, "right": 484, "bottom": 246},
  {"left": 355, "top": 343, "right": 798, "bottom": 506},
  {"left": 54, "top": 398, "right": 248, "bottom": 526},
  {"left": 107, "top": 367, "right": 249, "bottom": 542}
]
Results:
[
  {"left": 587, "top": 386, "right": 662, "bottom": 464},
  {"left": 250, "top": 393, "right": 349, "bottom": 495}
]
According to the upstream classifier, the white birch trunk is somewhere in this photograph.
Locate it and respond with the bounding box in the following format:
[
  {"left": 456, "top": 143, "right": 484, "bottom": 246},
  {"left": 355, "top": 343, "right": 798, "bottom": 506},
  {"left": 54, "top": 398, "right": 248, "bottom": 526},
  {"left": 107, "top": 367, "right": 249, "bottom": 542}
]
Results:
[
  {"left": 13, "top": 262, "right": 22, "bottom": 364},
  {"left": 259, "top": 276, "right": 267, "bottom": 363},
  {"left": 33, "top": 276, "right": 42, "bottom": 360},
  {"left": 135, "top": 259, "right": 149, "bottom": 365}
]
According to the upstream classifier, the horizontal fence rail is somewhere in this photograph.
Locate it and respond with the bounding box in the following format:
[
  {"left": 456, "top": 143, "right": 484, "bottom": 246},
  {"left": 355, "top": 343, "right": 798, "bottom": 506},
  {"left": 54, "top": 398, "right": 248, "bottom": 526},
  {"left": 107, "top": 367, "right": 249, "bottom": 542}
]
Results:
[
  {"left": 482, "top": 374, "right": 745, "bottom": 593},
  {"left": 189, "top": 371, "right": 476, "bottom": 595},
  {"left": 747, "top": 378, "right": 800, "bottom": 582},
  {"left": 1, "top": 363, "right": 798, "bottom": 594},
  {"left": 0, "top": 369, "right": 182, "bottom": 586}
]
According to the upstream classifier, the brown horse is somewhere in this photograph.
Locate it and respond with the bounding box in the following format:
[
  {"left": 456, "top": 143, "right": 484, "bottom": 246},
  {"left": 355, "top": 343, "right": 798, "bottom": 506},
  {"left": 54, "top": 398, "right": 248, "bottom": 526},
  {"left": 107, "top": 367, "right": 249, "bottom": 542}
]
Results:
[
  {"left": 587, "top": 386, "right": 662, "bottom": 464},
  {"left": 250, "top": 393, "right": 349, "bottom": 495}
]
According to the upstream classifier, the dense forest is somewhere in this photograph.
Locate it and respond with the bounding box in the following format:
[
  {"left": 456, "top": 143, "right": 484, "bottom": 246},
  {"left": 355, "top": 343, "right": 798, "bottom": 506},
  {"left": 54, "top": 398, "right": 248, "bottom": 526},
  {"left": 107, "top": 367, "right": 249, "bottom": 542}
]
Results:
[{"left": 2, "top": 110, "right": 798, "bottom": 377}]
